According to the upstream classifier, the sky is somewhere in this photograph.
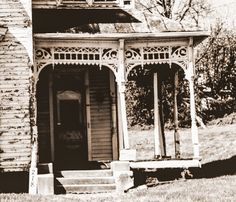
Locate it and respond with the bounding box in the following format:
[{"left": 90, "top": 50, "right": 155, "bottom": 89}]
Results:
[{"left": 208, "top": 0, "right": 236, "bottom": 28}]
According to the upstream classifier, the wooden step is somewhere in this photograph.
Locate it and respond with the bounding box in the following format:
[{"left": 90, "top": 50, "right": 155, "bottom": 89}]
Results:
[
  {"left": 56, "top": 176, "right": 115, "bottom": 185},
  {"left": 56, "top": 184, "right": 116, "bottom": 194},
  {"left": 57, "top": 169, "right": 113, "bottom": 178}
]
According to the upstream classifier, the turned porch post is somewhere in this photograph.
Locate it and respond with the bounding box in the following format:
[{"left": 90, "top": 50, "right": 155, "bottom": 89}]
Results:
[
  {"left": 118, "top": 39, "right": 130, "bottom": 149},
  {"left": 173, "top": 70, "right": 180, "bottom": 158},
  {"left": 188, "top": 37, "right": 200, "bottom": 159}
]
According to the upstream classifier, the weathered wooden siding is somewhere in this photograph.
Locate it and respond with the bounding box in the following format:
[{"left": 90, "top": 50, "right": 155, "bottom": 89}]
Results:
[
  {"left": 0, "top": 0, "right": 33, "bottom": 172},
  {"left": 89, "top": 68, "right": 113, "bottom": 161}
]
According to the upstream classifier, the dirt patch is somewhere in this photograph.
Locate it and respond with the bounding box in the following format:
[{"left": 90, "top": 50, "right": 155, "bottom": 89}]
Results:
[{"left": 207, "top": 112, "right": 236, "bottom": 126}]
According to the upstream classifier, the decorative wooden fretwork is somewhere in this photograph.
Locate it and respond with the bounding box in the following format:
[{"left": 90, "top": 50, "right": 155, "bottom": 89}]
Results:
[
  {"left": 35, "top": 46, "right": 119, "bottom": 79},
  {"left": 35, "top": 41, "right": 190, "bottom": 82},
  {"left": 125, "top": 46, "right": 188, "bottom": 78}
]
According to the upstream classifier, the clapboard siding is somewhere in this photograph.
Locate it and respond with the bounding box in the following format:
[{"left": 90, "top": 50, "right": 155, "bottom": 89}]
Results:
[
  {"left": 0, "top": 0, "right": 33, "bottom": 172},
  {"left": 89, "top": 69, "right": 113, "bottom": 161}
]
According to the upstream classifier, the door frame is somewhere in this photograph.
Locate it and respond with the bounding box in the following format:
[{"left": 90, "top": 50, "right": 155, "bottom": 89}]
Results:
[
  {"left": 48, "top": 68, "right": 118, "bottom": 164},
  {"left": 49, "top": 70, "right": 55, "bottom": 162},
  {"left": 48, "top": 70, "right": 88, "bottom": 164}
]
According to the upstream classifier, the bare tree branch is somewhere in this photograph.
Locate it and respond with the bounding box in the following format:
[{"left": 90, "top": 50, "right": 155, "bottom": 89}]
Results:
[
  {"left": 196, "top": 23, "right": 224, "bottom": 64},
  {"left": 179, "top": 0, "right": 193, "bottom": 22}
]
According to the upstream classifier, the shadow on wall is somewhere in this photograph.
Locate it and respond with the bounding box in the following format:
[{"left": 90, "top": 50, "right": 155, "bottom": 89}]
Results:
[{"left": 0, "top": 172, "right": 29, "bottom": 193}]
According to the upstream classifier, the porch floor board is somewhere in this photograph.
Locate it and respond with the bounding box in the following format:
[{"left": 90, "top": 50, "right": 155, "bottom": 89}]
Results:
[{"left": 130, "top": 159, "right": 201, "bottom": 169}]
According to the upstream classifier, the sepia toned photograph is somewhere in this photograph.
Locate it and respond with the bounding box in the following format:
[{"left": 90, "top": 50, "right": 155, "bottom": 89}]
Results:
[{"left": 0, "top": 0, "right": 235, "bottom": 201}]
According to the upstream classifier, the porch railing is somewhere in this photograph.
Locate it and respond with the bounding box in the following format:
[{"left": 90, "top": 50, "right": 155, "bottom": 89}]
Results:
[{"left": 33, "top": 0, "right": 134, "bottom": 9}]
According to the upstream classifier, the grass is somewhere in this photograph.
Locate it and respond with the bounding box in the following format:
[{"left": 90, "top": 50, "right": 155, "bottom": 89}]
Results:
[
  {"left": 1, "top": 176, "right": 236, "bottom": 201},
  {"left": 1, "top": 118, "right": 236, "bottom": 201},
  {"left": 129, "top": 123, "right": 236, "bottom": 164}
]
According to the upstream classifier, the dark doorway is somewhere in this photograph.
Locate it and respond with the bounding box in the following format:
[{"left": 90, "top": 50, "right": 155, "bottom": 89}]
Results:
[{"left": 55, "top": 73, "right": 87, "bottom": 170}]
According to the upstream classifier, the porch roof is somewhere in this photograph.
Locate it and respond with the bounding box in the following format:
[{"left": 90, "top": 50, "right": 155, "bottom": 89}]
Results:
[
  {"left": 33, "top": 9, "right": 209, "bottom": 46},
  {"left": 65, "top": 10, "right": 209, "bottom": 45},
  {"left": 97, "top": 10, "right": 205, "bottom": 33}
]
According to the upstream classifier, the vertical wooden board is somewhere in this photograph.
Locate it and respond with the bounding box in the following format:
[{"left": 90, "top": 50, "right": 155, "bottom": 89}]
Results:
[
  {"left": 49, "top": 70, "right": 55, "bottom": 162},
  {"left": 117, "top": 88, "right": 124, "bottom": 150},
  {"left": 188, "top": 37, "right": 200, "bottom": 159},
  {"left": 85, "top": 70, "right": 92, "bottom": 161},
  {"left": 153, "top": 72, "right": 165, "bottom": 158},
  {"left": 89, "top": 68, "right": 113, "bottom": 161},
  {"left": 174, "top": 71, "right": 180, "bottom": 158},
  {"left": 109, "top": 71, "right": 118, "bottom": 160},
  {"left": 158, "top": 73, "right": 166, "bottom": 156},
  {"left": 118, "top": 39, "right": 130, "bottom": 150},
  {"left": 153, "top": 73, "right": 161, "bottom": 157}
]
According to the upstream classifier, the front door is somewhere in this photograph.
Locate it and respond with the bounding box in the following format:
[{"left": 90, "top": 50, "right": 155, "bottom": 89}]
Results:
[{"left": 55, "top": 74, "right": 87, "bottom": 170}]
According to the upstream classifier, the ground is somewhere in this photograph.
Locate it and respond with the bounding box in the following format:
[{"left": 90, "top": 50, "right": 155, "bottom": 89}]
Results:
[
  {"left": 129, "top": 121, "right": 236, "bottom": 165},
  {"left": 0, "top": 115, "right": 236, "bottom": 201}
]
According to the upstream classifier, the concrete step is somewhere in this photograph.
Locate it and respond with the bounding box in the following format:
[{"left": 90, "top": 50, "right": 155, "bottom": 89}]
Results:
[
  {"left": 57, "top": 169, "right": 113, "bottom": 178},
  {"left": 56, "top": 184, "right": 116, "bottom": 194},
  {"left": 56, "top": 176, "right": 115, "bottom": 185}
]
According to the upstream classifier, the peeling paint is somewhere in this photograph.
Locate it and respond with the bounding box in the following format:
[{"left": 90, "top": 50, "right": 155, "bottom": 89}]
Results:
[
  {"left": 19, "top": 0, "right": 32, "bottom": 21},
  {"left": 3, "top": 158, "right": 15, "bottom": 162},
  {"left": 7, "top": 27, "right": 33, "bottom": 63}
]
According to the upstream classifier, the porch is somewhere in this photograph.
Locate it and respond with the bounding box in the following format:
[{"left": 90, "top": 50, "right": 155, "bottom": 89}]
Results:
[
  {"left": 28, "top": 33, "right": 208, "bottom": 194},
  {"left": 34, "top": 33, "right": 204, "bottom": 158}
]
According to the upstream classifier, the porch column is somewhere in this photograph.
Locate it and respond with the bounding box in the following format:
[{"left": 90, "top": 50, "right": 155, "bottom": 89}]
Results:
[
  {"left": 29, "top": 79, "right": 38, "bottom": 194},
  {"left": 110, "top": 71, "right": 118, "bottom": 160},
  {"left": 118, "top": 83, "right": 129, "bottom": 149},
  {"left": 118, "top": 39, "right": 129, "bottom": 150},
  {"left": 153, "top": 72, "right": 165, "bottom": 158},
  {"left": 189, "top": 72, "right": 199, "bottom": 159},
  {"left": 117, "top": 39, "right": 136, "bottom": 161},
  {"left": 173, "top": 71, "right": 180, "bottom": 158},
  {"left": 188, "top": 37, "right": 200, "bottom": 159},
  {"left": 117, "top": 89, "right": 124, "bottom": 151}
]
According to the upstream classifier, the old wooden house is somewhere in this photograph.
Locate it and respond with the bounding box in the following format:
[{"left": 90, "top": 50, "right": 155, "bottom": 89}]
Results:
[{"left": 0, "top": 0, "right": 208, "bottom": 194}]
